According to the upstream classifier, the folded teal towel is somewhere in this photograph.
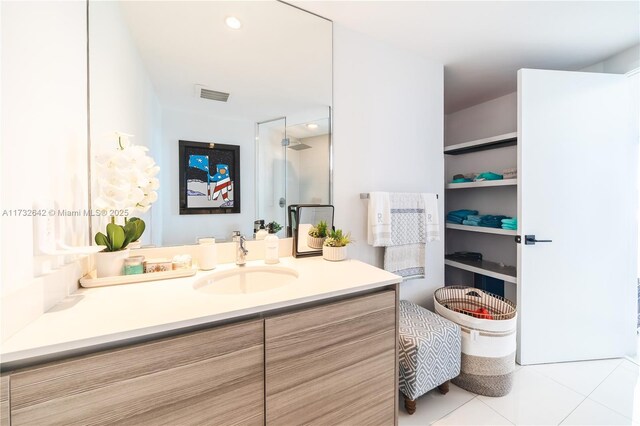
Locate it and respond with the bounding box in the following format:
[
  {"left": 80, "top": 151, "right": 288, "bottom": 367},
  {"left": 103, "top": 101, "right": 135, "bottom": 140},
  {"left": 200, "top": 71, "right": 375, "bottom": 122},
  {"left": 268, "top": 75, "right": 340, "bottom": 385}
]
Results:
[
  {"left": 463, "top": 220, "right": 480, "bottom": 226},
  {"left": 501, "top": 218, "right": 517, "bottom": 224},
  {"left": 452, "top": 178, "right": 473, "bottom": 183},
  {"left": 475, "top": 172, "right": 503, "bottom": 181},
  {"left": 502, "top": 224, "right": 517, "bottom": 230}
]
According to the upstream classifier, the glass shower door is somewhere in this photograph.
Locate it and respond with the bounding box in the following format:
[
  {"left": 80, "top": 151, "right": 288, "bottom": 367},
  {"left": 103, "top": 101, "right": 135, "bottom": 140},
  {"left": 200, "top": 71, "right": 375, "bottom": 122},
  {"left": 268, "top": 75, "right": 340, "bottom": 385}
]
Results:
[{"left": 256, "top": 117, "right": 287, "bottom": 235}]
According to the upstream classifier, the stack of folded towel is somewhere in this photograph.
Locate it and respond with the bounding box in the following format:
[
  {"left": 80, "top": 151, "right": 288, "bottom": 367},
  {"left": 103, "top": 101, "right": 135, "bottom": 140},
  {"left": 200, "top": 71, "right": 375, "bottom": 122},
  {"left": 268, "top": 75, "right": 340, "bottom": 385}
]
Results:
[
  {"left": 462, "top": 215, "right": 482, "bottom": 226},
  {"left": 479, "top": 215, "right": 508, "bottom": 228},
  {"left": 446, "top": 209, "right": 478, "bottom": 224},
  {"left": 450, "top": 172, "right": 505, "bottom": 184},
  {"left": 474, "top": 172, "right": 503, "bottom": 181},
  {"left": 501, "top": 217, "right": 517, "bottom": 230}
]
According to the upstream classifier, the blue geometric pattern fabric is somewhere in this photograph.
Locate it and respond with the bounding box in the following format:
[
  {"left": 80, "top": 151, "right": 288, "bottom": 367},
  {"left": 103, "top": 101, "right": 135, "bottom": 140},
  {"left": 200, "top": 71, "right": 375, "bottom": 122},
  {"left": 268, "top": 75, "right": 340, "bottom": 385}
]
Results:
[{"left": 399, "top": 300, "right": 462, "bottom": 400}]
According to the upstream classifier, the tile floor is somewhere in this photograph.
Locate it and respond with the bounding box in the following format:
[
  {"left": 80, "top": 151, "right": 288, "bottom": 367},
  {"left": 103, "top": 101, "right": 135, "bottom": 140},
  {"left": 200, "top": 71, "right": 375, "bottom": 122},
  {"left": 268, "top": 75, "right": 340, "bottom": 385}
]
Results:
[{"left": 399, "top": 342, "right": 639, "bottom": 425}]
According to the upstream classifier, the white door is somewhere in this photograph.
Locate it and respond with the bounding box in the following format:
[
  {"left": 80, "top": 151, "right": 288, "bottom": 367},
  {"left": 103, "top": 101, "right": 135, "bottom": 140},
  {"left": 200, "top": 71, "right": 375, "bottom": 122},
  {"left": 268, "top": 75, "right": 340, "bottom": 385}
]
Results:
[{"left": 517, "top": 69, "right": 638, "bottom": 365}]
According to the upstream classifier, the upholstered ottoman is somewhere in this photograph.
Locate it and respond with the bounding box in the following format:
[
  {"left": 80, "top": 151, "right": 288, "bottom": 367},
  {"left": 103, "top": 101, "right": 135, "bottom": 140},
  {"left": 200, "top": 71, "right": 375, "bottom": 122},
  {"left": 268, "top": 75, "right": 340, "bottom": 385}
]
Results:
[{"left": 399, "top": 300, "right": 462, "bottom": 414}]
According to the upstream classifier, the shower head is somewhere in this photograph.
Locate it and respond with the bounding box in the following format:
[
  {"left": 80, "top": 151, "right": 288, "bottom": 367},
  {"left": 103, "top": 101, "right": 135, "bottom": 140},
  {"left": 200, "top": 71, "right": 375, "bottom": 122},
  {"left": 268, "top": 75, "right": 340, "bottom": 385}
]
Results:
[{"left": 287, "top": 143, "right": 311, "bottom": 151}]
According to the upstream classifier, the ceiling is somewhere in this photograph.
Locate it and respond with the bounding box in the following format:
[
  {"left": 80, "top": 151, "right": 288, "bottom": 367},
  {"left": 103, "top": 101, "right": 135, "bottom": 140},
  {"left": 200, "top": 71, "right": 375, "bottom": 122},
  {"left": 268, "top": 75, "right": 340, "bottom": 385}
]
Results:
[
  {"left": 118, "top": 1, "right": 332, "bottom": 122},
  {"left": 291, "top": 1, "right": 640, "bottom": 113}
]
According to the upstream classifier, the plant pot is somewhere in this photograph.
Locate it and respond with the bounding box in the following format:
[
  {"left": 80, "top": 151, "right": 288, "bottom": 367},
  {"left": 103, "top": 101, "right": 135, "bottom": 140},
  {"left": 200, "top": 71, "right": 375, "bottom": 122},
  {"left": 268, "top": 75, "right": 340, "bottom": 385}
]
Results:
[
  {"left": 322, "top": 245, "right": 347, "bottom": 262},
  {"left": 95, "top": 248, "right": 130, "bottom": 278},
  {"left": 128, "top": 240, "right": 142, "bottom": 249},
  {"left": 307, "top": 235, "right": 325, "bottom": 249}
]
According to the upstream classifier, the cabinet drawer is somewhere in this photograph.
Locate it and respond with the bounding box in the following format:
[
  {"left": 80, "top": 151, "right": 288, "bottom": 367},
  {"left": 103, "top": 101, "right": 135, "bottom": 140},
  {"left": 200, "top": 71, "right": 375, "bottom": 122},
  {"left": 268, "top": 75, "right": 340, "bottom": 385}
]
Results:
[
  {"left": 10, "top": 320, "right": 264, "bottom": 426},
  {"left": 1, "top": 375, "right": 8, "bottom": 426},
  {"left": 265, "top": 290, "right": 397, "bottom": 425}
]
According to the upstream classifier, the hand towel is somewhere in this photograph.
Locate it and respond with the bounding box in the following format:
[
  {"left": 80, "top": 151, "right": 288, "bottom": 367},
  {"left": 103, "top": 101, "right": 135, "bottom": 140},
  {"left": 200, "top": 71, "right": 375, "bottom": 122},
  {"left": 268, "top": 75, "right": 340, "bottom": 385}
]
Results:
[
  {"left": 383, "top": 192, "right": 433, "bottom": 280},
  {"left": 422, "top": 193, "right": 440, "bottom": 242},
  {"left": 367, "top": 192, "right": 392, "bottom": 247},
  {"left": 384, "top": 244, "right": 426, "bottom": 280}
]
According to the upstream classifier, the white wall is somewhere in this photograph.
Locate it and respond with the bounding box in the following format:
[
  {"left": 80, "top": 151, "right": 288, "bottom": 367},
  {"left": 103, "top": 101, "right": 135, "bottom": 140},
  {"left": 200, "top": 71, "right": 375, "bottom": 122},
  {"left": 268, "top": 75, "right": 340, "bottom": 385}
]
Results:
[
  {"left": 581, "top": 44, "right": 640, "bottom": 74},
  {"left": 445, "top": 93, "right": 517, "bottom": 146},
  {"left": 89, "top": 1, "right": 162, "bottom": 245},
  {"left": 1, "top": 1, "right": 89, "bottom": 341},
  {"left": 332, "top": 25, "right": 445, "bottom": 308},
  {"left": 159, "top": 108, "right": 255, "bottom": 245},
  {"left": 298, "top": 134, "right": 330, "bottom": 204}
]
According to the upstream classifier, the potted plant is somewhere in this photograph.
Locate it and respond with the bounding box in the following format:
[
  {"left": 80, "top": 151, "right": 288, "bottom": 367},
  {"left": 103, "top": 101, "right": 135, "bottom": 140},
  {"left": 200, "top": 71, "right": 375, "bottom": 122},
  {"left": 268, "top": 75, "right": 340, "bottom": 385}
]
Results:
[
  {"left": 93, "top": 133, "right": 159, "bottom": 276},
  {"left": 307, "top": 220, "right": 328, "bottom": 249},
  {"left": 94, "top": 221, "right": 139, "bottom": 277},
  {"left": 322, "top": 229, "right": 352, "bottom": 261},
  {"left": 267, "top": 221, "right": 282, "bottom": 235}
]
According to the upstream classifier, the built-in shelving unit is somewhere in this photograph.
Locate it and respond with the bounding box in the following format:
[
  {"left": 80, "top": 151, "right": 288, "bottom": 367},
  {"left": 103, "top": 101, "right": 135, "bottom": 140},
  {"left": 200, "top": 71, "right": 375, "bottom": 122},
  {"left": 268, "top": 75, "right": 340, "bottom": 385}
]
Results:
[
  {"left": 445, "top": 179, "right": 517, "bottom": 189},
  {"left": 444, "top": 132, "right": 518, "bottom": 296},
  {"left": 444, "top": 132, "right": 517, "bottom": 155},
  {"left": 444, "top": 258, "right": 516, "bottom": 284},
  {"left": 445, "top": 223, "right": 517, "bottom": 236}
]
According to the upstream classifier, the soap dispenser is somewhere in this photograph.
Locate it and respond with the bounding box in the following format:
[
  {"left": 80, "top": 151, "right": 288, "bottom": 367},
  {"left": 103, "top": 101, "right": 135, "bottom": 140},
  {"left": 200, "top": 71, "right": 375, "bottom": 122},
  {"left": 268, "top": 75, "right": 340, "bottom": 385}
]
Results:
[
  {"left": 255, "top": 220, "right": 268, "bottom": 240},
  {"left": 264, "top": 225, "right": 279, "bottom": 264}
]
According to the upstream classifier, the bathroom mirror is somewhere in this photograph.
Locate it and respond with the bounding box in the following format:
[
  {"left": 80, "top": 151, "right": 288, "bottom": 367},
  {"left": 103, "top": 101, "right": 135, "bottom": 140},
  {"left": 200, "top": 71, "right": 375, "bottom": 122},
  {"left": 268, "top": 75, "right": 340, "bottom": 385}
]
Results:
[
  {"left": 290, "top": 205, "right": 334, "bottom": 258},
  {"left": 89, "top": 1, "right": 332, "bottom": 246}
]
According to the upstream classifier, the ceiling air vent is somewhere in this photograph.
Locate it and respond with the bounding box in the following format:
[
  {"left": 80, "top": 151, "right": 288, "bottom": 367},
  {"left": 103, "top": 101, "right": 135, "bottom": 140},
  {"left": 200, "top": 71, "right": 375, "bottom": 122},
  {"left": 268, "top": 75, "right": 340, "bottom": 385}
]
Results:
[{"left": 195, "top": 85, "right": 229, "bottom": 102}]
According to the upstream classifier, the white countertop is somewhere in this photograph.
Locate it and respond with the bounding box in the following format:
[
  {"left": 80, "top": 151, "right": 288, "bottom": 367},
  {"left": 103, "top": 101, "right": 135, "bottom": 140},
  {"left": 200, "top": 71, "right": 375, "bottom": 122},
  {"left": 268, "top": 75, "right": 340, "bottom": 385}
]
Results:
[{"left": 1, "top": 257, "right": 401, "bottom": 366}]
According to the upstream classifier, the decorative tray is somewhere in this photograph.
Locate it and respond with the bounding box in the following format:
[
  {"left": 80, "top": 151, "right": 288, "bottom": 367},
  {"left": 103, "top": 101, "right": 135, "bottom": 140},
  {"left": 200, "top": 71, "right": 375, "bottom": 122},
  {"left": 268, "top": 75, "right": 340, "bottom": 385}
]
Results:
[{"left": 79, "top": 268, "right": 197, "bottom": 288}]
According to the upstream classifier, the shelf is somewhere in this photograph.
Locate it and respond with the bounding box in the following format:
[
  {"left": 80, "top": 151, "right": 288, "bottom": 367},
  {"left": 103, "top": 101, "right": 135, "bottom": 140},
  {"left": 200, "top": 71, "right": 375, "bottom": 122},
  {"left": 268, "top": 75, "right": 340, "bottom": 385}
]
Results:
[
  {"left": 444, "top": 132, "right": 517, "bottom": 155},
  {"left": 445, "top": 258, "right": 517, "bottom": 283},
  {"left": 445, "top": 223, "right": 517, "bottom": 236},
  {"left": 80, "top": 268, "right": 197, "bottom": 288},
  {"left": 446, "top": 179, "right": 517, "bottom": 189}
]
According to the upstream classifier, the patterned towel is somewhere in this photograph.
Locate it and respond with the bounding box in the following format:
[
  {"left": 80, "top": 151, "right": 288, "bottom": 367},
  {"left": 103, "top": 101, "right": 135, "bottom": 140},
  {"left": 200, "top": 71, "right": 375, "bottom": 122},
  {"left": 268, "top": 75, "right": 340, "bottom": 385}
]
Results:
[{"left": 383, "top": 193, "right": 438, "bottom": 280}]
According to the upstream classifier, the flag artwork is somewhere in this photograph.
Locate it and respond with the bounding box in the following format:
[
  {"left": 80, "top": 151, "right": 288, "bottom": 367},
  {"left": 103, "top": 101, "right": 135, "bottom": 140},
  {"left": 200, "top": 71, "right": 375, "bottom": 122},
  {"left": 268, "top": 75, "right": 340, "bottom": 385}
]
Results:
[{"left": 179, "top": 140, "right": 240, "bottom": 214}]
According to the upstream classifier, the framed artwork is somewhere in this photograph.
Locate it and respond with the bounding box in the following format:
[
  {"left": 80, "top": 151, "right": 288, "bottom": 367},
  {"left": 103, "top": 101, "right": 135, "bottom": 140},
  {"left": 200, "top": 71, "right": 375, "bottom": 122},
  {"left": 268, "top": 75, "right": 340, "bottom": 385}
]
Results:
[{"left": 179, "top": 140, "right": 241, "bottom": 214}]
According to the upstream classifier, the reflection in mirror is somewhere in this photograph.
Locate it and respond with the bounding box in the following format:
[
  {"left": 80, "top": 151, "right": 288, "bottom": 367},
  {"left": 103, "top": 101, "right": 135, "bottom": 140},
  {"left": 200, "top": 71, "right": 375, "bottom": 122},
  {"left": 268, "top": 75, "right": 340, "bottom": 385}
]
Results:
[
  {"left": 256, "top": 112, "right": 331, "bottom": 236},
  {"left": 89, "top": 1, "right": 332, "bottom": 246},
  {"left": 290, "top": 205, "right": 334, "bottom": 257}
]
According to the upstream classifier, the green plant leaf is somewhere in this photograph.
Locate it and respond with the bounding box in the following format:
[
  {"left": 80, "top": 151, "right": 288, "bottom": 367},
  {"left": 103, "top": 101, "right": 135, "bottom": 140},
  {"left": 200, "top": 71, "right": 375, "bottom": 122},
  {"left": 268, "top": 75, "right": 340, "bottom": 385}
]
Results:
[
  {"left": 94, "top": 232, "right": 111, "bottom": 251},
  {"left": 106, "top": 223, "right": 125, "bottom": 251},
  {"left": 133, "top": 219, "right": 145, "bottom": 241},
  {"left": 121, "top": 221, "right": 137, "bottom": 248}
]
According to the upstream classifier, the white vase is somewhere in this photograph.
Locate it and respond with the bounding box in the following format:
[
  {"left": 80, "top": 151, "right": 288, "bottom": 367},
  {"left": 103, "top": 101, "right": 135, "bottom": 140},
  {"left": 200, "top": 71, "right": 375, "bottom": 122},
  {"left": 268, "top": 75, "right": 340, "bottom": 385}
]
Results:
[
  {"left": 322, "top": 245, "right": 347, "bottom": 261},
  {"left": 307, "top": 235, "right": 325, "bottom": 249},
  {"left": 95, "top": 249, "right": 130, "bottom": 278}
]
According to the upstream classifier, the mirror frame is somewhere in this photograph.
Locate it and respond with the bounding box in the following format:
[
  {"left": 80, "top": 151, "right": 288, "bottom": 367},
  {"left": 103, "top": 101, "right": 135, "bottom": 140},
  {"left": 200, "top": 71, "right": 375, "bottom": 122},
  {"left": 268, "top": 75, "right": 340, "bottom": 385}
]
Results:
[{"left": 289, "top": 204, "right": 334, "bottom": 258}]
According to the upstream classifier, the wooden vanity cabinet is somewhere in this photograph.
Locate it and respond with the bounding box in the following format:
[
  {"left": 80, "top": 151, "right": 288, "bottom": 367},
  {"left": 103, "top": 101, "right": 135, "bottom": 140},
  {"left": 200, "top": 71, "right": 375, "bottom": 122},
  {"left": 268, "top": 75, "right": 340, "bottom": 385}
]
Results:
[
  {"left": 9, "top": 320, "right": 264, "bottom": 426},
  {"left": 1, "top": 375, "right": 9, "bottom": 426},
  {"left": 265, "top": 290, "right": 398, "bottom": 425},
  {"left": 5, "top": 288, "right": 398, "bottom": 425}
]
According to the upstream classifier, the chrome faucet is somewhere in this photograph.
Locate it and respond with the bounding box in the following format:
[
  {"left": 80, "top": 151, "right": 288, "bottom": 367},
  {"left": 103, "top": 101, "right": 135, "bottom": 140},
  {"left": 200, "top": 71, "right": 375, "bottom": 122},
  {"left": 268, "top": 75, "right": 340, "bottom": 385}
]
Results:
[{"left": 232, "top": 231, "right": 248, "bottom": 266}]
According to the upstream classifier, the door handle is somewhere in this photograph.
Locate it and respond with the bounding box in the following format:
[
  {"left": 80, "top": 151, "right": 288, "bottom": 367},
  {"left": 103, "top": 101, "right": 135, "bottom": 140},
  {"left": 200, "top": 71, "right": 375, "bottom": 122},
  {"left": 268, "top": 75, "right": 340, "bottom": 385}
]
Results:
[{"left": 523, "top": 234, "right": 552, "bottom": 245}]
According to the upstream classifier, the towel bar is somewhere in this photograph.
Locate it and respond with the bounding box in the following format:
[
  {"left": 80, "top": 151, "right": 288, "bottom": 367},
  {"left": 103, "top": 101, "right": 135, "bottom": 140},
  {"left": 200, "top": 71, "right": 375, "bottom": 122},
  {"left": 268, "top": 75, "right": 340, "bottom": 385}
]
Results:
[{"left": 360, "top": 193, "right": 438, "bottom": 199}]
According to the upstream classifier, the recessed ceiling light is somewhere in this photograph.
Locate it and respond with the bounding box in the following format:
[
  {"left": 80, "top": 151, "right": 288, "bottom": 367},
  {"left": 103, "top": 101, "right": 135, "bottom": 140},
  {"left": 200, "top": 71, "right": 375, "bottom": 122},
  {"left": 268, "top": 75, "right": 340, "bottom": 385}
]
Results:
[
  {"left": 306, "top": 123, "right": 319, "bottom": 130},
  {"left": 225, "top": 16, "right": 242, "bottom": 30}
]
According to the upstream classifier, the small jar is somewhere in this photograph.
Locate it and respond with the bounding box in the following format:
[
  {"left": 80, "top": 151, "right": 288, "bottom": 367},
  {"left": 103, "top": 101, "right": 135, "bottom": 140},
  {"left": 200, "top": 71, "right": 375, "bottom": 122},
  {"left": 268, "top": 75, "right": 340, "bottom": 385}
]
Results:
[
  {"left": 124, "top": 256, "right": 145, "bottom": 275},
  {"left": 196, "top": 237, "right": 217, "bottom": 270},
  {"left": 172, "top": 254, "right": 193, "bottom": 270}
]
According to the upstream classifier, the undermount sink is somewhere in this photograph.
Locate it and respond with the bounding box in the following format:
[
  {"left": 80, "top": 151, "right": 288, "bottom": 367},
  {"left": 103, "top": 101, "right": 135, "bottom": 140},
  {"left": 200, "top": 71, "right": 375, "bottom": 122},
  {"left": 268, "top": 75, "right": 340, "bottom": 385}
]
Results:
[{"left": 193, "top": 266, "right": 299, "bottom": 295}]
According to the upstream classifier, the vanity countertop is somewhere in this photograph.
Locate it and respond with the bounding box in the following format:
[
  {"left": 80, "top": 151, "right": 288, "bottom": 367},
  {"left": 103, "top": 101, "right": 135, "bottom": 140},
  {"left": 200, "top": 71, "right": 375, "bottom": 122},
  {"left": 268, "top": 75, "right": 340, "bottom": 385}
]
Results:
[{"left": 1, "top": 257, "right": 401, "bottom": 367}]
